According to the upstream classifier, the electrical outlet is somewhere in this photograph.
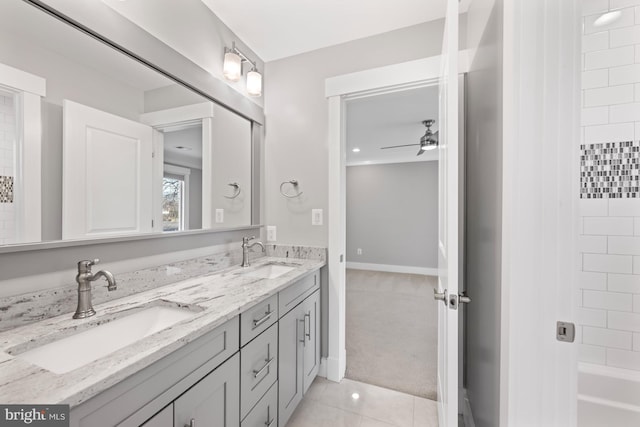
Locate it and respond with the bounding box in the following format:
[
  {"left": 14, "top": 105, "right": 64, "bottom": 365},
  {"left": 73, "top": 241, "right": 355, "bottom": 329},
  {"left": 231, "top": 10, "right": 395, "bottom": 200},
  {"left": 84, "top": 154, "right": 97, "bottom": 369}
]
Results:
[
  {"left": 215, "top": 209, "right": 224, "bottom": 223},
  {"left": 267, "top": 226, "right": 277, "bottom": 242},
  {"left": 357, "top": 248, "right": 362, "bottom": 255},
  {"left": 312, "top": 209, "right": 323, "bottom": 226}
]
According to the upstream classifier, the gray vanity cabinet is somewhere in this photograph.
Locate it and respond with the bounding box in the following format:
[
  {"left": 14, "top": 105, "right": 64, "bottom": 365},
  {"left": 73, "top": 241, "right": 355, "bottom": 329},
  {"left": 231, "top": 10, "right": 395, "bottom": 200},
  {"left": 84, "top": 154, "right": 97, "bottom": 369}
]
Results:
[
  {"left": 278, "top": 273, "right": 320, "bottom": 427},
  {"left": 174, "top": 353, "right": 240, "bottom": 427}
]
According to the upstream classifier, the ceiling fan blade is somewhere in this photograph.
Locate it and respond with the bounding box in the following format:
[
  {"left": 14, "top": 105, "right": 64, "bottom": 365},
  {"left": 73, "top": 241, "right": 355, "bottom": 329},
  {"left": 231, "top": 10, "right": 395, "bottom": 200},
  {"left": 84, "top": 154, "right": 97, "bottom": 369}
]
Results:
[{"left": 380, "top": 143, "right": 420, "bottom": 150}]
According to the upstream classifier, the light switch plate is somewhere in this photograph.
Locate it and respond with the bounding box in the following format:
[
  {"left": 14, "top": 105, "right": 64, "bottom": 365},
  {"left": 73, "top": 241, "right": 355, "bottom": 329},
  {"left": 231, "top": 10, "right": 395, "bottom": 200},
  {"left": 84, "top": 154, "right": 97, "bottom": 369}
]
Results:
[
  {"left": 215, "top": 209, "right": 224, "bottom": 223},
  {"left": 312, "top": 209, "right": 323, "bottom": 226},
  {"left": 267, "top": 226, "right": 277, "bottom": 242}
]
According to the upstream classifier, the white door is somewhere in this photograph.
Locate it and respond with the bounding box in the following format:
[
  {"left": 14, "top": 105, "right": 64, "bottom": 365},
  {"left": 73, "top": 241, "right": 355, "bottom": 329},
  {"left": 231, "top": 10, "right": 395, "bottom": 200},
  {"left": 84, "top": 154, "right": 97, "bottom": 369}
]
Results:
[
  {"left": 436, "top": 0, "right": 460, "bottom": 426},
  {"left": 63, "top": 100, "right": 153, "bottom": 239}
]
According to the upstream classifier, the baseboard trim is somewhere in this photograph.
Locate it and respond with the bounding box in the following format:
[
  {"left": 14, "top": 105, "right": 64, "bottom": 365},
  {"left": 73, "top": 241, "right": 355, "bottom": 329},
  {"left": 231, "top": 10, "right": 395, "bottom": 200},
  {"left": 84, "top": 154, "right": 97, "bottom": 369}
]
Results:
[
  {"left": 318, "top": 357, "right": 328, "bottom": 378},
  {"left": 325, "top": 355, "right": 345, "bottom": 382},
  {"left": 463, "top": 388, "right": 477, "bottom": 427},
  {"left": 346, "top": 262, "right": 437, "bottom": 276}
]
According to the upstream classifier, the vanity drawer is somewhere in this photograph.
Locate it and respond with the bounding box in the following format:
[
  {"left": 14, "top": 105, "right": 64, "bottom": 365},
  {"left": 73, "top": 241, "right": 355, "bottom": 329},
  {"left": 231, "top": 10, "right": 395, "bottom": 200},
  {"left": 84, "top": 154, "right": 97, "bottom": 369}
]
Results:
[
  {"left": 278, "top": 271, "right": 319, "bottom": 317},
  {"left": 240, "top": 294, "right": 278, "bottom": 347},
  {"left": 241, "top": 381, "right": 278, "bottom": 427},
  {"left": 240, "top": 322, "right": 278, "bottom": 420}
]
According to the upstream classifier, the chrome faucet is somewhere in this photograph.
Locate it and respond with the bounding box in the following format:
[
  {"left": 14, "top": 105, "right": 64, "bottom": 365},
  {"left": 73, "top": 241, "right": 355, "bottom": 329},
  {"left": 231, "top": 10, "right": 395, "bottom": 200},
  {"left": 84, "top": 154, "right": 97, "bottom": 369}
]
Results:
[
  {"left": 241, "top": 236, "right": 265, "bottom": 267},
  {"left": 73, "top": 259, "right": 117, "bottom": 319}
]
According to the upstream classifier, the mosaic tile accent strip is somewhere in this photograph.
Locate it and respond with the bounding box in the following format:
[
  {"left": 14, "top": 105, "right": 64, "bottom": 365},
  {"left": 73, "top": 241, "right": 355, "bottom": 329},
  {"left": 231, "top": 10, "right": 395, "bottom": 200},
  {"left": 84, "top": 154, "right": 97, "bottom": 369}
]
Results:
[
  {"left": 580, "top": 141, "right": 640, "bottom": 199},
  {"left": 0, "top": 176, "right": 13, "bottom": 203}
]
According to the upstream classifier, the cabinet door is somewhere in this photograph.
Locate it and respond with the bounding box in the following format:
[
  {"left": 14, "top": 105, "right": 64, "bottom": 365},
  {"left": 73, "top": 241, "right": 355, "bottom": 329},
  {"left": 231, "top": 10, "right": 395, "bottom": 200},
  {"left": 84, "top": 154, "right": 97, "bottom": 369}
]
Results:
[
  {"left": 174, "top": 353, "right": 240, "bottom": 427},
  {"left": 278, "top": 304, "right": 304, "bottom": 427},
  {"left": 302, "top": 290, "right": 320, "bottom": 393},
  {"left": 142, "top": 405, "right": 173, "bottom": 427}
]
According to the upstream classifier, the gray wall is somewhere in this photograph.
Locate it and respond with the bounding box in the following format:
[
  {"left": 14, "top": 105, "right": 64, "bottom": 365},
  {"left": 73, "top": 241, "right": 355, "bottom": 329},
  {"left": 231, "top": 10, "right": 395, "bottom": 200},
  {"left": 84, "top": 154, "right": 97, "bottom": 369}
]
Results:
[
  {"left": 463, "top": 1, "right": 503, "bottom": 426},
  {"left": 264, "top": 20, "right": 456, "bottom": 247},
  {"left": 346, "top": 162, "right": 438, "bottom": 268}
]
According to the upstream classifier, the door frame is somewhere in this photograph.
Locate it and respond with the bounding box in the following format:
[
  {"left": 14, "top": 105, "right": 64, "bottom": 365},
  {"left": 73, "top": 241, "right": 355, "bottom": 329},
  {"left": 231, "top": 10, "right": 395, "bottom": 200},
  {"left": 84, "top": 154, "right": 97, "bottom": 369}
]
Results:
[
  {"left": 0, "top": 62, "right": 44, "bottom": 244},
  {"left": 324, "top": 52, "right": 470, "bottom": 382},
  {"left": 140, "top": 102, "right": 215, "bottom": 231}
]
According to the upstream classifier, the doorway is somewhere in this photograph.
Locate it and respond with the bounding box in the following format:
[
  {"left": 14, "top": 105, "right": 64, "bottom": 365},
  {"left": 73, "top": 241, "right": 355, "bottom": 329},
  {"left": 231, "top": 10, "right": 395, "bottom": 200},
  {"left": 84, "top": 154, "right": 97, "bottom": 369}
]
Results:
[{"left": 342, "top": 86, "right": 440, "bottom": 399}]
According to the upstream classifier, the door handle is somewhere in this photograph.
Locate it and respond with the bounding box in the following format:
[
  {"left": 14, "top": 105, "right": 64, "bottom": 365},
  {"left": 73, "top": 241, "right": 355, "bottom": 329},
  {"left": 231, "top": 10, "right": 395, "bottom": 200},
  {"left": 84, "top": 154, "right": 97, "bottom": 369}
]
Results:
[
  {"left": 433, "top": 288, "right": 447, "bottom": 305},
  {"left": 298, "top": 318, "right": 306, "bottom": 345},
  {"left": 305, "top": 312, "right": 311, "bottom": 341}
]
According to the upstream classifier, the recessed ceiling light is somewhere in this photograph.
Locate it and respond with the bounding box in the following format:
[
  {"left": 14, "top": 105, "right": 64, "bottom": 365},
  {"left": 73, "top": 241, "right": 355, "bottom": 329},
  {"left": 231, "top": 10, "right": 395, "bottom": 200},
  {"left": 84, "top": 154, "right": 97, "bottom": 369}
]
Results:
[
  {"left": 351, "top": 393, "right": 360, "bottom": 400},
  {"left": 352, "top": 148, "right": 361, "bottom": 153},
  {"left": 594, "top": 10, "right": 622, "bottom": 27}
]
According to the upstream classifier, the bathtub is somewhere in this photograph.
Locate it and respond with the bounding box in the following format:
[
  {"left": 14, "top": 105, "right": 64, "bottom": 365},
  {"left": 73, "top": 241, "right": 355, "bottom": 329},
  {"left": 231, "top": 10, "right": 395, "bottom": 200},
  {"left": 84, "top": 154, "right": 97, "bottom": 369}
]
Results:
[{"left": 578, "top": 363, "right": 640, "bottom": 427}]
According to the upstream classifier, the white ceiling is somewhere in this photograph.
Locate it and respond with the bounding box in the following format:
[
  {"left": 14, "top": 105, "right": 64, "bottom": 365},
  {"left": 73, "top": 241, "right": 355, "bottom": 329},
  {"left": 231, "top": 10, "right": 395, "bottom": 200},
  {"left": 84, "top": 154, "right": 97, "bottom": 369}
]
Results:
[
  {"left": 201, "top": 0, "right": 458, "bottom": 61},
  {"left": 346, "top": 86, "right": 439, "bottom": 166}
]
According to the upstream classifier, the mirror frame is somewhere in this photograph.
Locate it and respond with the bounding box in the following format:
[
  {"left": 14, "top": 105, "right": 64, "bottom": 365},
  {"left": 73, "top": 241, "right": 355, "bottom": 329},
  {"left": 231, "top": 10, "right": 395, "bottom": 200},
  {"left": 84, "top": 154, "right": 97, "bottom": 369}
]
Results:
[{"left": 0, "top": 0, "right": 264, "bottom": 254}]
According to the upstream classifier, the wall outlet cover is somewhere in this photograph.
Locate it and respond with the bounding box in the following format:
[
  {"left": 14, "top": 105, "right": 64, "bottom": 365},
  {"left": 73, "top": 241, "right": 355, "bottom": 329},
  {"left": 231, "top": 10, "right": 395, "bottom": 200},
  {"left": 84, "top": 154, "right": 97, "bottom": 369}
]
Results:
[
  {"left": 267, "top": 225, "right": 277, "bottom": 242},
  {"left": 357, "top": 248, "right": 362, "bottom": 255},
  {"left": 215, "top": 209, "right": 224, "bottom": 223},
  {"left": 312, "top": 209, "right": 323, "bottom": 226}
]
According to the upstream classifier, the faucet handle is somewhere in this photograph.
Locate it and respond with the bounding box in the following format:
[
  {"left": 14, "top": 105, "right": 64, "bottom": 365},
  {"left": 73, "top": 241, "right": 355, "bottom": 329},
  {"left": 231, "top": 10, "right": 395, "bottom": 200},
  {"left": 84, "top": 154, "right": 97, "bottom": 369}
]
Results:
[
  {"left": 243, "top": 236, "right": 256, "bottom": 244},
  {"left": 78, "top": 259, "right": 99, "bottom": 272}
]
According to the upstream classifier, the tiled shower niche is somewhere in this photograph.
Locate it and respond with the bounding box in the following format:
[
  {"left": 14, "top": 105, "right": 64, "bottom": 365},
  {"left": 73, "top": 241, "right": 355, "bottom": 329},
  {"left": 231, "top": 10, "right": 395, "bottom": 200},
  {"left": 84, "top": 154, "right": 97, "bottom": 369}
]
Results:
[{"left": 580, "top": 141, "right": 640, "bottom": 199}]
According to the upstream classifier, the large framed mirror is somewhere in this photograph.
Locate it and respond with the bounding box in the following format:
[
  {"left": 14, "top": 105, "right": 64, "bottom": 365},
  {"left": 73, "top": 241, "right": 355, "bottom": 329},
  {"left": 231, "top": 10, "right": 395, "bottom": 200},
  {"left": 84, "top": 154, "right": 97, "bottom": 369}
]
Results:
[{"left": 0, "top": 0, "right": 257, "bottom": 247}]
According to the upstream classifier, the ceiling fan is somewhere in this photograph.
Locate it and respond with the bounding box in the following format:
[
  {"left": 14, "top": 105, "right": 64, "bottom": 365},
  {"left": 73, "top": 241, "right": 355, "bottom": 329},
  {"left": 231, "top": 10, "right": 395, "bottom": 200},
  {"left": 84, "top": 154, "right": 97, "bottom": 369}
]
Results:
[{"left": 380, "top": 119, "right": 438, "bottom": 156}]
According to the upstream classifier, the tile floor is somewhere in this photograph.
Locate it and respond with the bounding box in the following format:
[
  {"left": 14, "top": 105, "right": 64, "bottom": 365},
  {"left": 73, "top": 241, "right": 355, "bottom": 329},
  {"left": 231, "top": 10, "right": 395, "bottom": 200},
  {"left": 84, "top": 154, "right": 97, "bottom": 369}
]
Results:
[{"left": 285, "top": 377, "right": 438, "bottom": 427}]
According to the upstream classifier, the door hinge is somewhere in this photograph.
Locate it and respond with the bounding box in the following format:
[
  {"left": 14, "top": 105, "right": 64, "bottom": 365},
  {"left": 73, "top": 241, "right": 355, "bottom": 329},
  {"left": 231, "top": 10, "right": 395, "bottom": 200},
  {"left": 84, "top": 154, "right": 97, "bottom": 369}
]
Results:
[
  {"left": 151, "top": 219, "right": 154, "bottom": 228},
  {"left": 152, "top": 151, "right": 155, "bottom": 158}
]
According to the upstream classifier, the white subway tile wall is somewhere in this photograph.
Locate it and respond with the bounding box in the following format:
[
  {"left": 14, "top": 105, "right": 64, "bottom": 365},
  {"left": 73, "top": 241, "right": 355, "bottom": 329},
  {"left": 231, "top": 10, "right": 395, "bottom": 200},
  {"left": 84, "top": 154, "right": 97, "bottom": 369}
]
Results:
[
  {"left": 0, "top": 93, "right": 15, "bottom": 245},
  {"left": 579, "top": 2, "right": 640, "bottom": 370}
]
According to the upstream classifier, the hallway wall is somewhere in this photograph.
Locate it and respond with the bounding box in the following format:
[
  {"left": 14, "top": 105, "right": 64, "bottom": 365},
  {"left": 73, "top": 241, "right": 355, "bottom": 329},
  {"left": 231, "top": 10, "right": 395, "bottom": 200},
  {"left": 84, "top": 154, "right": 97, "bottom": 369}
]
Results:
[{"left": 578, "top": 0, "right": 640, "bottom": 371}]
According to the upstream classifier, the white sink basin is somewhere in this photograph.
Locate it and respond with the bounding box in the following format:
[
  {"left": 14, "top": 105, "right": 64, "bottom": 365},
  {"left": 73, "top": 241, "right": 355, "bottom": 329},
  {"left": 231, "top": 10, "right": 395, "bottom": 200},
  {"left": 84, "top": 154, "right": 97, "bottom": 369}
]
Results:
[
  {"left": 243, "top": 264, "right": 296, "bottom": 279},
  {"left": 13, "top": 303, "right": 198, "bottom": 374}
]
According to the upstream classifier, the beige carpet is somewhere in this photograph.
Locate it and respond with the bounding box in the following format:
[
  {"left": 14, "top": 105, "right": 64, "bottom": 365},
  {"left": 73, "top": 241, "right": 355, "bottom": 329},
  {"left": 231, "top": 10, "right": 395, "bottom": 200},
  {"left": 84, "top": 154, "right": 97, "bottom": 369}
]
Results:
[{"left": 345, "top": 269, "right": 438, "bottom": 400}]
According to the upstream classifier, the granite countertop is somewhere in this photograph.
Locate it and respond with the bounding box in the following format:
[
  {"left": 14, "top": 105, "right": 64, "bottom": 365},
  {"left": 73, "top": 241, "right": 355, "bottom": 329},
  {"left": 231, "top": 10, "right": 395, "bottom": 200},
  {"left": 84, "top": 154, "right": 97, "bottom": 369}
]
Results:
[{"left": 0, "top": 256, "right": 324, "bottom": 407}]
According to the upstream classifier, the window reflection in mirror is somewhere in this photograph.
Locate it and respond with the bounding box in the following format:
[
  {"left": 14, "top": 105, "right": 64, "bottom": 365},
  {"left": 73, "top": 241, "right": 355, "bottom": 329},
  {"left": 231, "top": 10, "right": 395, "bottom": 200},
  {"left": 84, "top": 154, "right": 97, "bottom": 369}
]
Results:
[{"left": 0, "top": 0, "right": 253, "bottom": 245}]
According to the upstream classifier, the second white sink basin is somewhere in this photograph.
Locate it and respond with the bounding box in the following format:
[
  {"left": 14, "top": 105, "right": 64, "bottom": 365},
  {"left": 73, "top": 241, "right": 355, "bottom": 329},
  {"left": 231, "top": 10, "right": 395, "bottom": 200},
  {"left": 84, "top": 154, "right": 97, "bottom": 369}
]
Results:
[
  {"left": 12, "top": 302, "right": 199, "bottom": 374},
  {"left": 243, "top": 264, "right": 295, "bottom": 279}
]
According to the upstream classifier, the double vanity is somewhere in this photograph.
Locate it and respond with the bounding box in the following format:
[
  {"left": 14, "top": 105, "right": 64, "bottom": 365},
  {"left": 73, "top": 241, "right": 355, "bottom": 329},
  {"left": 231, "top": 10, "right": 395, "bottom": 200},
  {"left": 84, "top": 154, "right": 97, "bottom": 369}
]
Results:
[{"left": 0, "top": 255, "right": 324, "bottom": 427}]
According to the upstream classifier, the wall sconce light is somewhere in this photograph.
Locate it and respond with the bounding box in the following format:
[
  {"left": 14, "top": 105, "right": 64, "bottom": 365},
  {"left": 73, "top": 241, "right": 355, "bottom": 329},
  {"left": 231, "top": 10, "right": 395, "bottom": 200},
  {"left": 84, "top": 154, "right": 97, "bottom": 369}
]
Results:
[{"left": 223, "top": 42, "right": 262, "bottom": 97}]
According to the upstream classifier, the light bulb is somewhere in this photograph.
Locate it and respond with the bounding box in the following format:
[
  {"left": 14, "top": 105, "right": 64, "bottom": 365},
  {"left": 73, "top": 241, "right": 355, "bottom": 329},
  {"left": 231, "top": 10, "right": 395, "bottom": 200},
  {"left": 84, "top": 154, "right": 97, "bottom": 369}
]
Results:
[
  {"left": 247, "top": 69, "right": 262, "bottom": 97},
  {"left": 223, "top": 51, "right": 242, "bottom": 82}
]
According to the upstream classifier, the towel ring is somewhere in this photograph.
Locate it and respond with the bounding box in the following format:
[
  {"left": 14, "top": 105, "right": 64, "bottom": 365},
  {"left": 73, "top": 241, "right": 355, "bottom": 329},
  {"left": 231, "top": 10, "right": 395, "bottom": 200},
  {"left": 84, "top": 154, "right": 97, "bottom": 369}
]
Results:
[
  {"left": 224, "top": 182, "right": 241, "bottom": 199},
  {"left": 280, "top": 180, "right": 303, "bottom": 198}
]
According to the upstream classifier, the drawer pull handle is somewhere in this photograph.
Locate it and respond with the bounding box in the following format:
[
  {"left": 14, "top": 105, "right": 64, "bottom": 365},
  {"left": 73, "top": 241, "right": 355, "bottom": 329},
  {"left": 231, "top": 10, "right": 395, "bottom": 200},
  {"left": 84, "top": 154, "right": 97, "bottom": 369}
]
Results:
[
  {"left": 253, "top": 357, "right": 275, "bottom": 378},
  {"left": 253, "top": 310, "right": 274, "bottom": 329}
]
